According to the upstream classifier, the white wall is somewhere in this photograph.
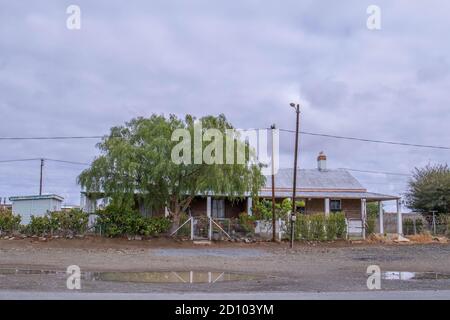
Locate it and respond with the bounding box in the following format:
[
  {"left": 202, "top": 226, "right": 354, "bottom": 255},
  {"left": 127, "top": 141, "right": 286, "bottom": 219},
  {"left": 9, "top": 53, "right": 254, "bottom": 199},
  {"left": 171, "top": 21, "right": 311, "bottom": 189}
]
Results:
[{"left": 12, "top": 199, "right": 62, "bottom": 224}]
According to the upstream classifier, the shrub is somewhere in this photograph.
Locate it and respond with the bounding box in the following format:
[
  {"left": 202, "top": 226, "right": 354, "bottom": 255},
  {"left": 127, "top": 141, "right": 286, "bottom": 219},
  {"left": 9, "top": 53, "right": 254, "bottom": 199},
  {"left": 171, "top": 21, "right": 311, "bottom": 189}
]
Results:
[
  {"left": 325, "top": 213, "right": 338, "bottom": 240},
  {"left": 0, "top": 208, "right": 21, "bottom": 234},
  {"left": 366, "top": 212, "right": 377, "bottom": 235},
  {"left": 415, "top": 219, "right": 424, "bottom": 234},
  {"left": 238, "top": 212, "right": 256, "bottom": 234},
  {"left": 95, "top": 204, "right": 171, "bottom": 237},
  {"left": 28, "top": 215, "right": 51, "bottom": 235},
  {"left": 334, "top": 212, "right": 347, "bottom": 239},
  {"left": 295, "top": 214, "right": 309, "bottom": 240},
  {"left": 24, "top": 210, "right": 88, "bottom": 236},
  {"left": 49, "top": 209, "right": 89, "bottom": 235},
  {"left": 295, "top": 212, "right": 346, "bottom": 241},
  {"left": 309, "top": 214, "right": 326, "bottom": 240},
  {"left": 403, "top": 218, "right": 415, "bottom": 235}
]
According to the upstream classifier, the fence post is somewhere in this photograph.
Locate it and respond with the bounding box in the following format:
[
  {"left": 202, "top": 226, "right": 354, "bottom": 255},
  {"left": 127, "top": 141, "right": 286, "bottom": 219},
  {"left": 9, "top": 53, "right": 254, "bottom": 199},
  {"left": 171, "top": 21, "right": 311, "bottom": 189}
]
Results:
[
  {"left": 208, "top": 217, "right": 212, "bottom": 241},
  {"left": 190, "top": 217, "right": 194, "bottom": 241},
  {"left": 431, "top": 211, "right": 437, "bottom": 235}
]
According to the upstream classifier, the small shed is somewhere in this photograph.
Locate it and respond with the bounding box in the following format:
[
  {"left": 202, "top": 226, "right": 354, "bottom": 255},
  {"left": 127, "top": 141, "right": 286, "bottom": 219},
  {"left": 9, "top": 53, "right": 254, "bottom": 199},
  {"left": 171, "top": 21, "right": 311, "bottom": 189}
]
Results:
[{"left": 9, "top": 194, "right": 64, "bottom": 224}]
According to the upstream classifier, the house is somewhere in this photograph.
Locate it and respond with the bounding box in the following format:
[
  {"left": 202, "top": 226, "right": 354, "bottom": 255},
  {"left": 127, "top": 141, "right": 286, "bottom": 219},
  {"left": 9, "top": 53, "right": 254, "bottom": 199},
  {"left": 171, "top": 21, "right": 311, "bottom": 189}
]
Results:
[
  {"left": 81, "top": 152, "right": 402, "bottom": 236},
  {"left": 9, "top": 194, "right": 64, "bottom": 224}
]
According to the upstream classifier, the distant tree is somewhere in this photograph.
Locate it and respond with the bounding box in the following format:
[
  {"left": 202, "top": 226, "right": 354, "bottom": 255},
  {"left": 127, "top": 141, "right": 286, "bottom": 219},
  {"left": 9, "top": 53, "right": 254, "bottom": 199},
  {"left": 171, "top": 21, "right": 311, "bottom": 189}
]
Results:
[
  {"left": 77, "top": 114, "right": 265, "bottom": 231},
  {"left": 405, "top": 164, "right": 450, "bottom": 214}
]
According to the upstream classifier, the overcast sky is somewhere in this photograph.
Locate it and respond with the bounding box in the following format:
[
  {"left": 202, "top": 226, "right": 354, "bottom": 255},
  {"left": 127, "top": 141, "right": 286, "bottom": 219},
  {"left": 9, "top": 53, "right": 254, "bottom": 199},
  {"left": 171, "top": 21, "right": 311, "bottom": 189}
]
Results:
[{"left": 0, "top": 1, "right": 449, "bottom": 210}]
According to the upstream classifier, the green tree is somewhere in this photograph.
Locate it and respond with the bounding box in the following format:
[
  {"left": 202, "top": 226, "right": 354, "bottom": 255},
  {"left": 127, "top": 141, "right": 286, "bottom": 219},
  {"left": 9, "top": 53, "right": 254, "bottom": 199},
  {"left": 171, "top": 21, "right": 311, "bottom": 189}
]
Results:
[
  {"left": 77, "top": 114, "right": 265, "bottom": 231},
  {"left": 405, "top": 164, "right": 450, "bottom": 214}
]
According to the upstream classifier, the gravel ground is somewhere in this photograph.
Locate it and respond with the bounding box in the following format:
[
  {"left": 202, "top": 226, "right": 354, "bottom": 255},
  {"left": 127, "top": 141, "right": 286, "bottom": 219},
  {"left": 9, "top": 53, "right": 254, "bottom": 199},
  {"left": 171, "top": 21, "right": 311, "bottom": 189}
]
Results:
[{"left": 0, "top": 237, "right": 449, "bottom": 294}]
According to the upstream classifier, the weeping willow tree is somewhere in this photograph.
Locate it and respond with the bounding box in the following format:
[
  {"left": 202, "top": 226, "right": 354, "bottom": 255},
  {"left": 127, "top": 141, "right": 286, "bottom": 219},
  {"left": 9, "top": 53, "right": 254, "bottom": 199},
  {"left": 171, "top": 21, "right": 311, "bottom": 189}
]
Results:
[{"left": 77, "top": 113, "right": 265, "bottom": 230}]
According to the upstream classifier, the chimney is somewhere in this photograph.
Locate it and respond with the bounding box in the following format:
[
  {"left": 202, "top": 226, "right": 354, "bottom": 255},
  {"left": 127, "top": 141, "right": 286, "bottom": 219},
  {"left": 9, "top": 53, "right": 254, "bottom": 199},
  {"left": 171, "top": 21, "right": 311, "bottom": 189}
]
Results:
[{"left": 317, "top": 151, "right": 327, "bottom": 171}]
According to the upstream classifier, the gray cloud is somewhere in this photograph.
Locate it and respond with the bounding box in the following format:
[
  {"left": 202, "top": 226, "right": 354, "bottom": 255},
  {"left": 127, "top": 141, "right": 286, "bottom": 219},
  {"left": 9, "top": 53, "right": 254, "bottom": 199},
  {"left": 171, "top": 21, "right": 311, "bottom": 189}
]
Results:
[{"left": 0, "top": 0, "right": 449, "bottom": 210}]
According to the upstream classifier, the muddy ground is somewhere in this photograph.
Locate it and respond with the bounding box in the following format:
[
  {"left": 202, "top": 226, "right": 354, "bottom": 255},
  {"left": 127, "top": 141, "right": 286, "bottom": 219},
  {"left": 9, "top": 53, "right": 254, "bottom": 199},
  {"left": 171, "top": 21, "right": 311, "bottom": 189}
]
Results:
[{"left": 0, "top": 237, "right": 449, "bottom": 293}]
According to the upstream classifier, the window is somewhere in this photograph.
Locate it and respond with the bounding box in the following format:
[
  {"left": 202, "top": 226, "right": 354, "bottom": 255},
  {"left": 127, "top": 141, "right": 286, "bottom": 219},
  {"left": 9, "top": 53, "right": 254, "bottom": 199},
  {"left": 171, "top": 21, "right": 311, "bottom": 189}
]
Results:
[
  {"left": 212, "top": 199, "right": 225, "bottom": 218},
  {"left": 330, "top": 199, "right": 341, "bottom": 212}
]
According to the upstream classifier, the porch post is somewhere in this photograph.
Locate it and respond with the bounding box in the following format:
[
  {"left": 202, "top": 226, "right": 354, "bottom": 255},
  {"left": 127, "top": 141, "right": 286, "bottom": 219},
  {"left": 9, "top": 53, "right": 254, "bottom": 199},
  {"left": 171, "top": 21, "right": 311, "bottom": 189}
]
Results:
[
  {"left": 361, "top": 198, "right": 367, "bottom": 239},
  {"left": 378, "top": 201, "right": 384, "bottom": 234},
  {"left": 396, "top": 198, "right": 403, "bottom": 235},
  {"left": 324, "top": 198, "right": 330, "bottom": 217},
  {"left": 247, "top": 197, "right": 253, "bottom": 216},
  {"left": 206, "top": 196, "right": 212, "bottom": 218}
]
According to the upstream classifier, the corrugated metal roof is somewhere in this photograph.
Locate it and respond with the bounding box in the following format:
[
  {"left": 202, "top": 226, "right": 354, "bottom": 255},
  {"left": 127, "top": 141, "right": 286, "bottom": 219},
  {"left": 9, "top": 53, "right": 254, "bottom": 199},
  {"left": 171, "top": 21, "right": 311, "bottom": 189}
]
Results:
[
  {"left": 9, "top": 194, "right": 64, "bottom": 202},
  {"left": 264, "top": 168, "right": 365, "bottom": 190},
  {"left": 259, "top": 190, "right": 399, "bottom": 200}
]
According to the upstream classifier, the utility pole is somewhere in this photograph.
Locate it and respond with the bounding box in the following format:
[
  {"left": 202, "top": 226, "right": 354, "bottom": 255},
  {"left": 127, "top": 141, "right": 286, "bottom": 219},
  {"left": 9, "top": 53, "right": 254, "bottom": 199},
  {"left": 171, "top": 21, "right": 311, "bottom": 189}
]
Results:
[
  {"left": 271, "top": 124, "right": 276, "bottom": 242},
  {"left": 289, "top": 103, "right": 301, "bottom": 249},
  {"left": 39, "top": 158, "right": 44, "bottom": 196}
]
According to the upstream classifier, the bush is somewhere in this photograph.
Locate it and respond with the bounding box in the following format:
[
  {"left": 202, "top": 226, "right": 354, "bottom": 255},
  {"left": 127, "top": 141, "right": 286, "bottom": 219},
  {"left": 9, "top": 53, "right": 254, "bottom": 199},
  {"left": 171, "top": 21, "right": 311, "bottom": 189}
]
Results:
[
  {"left": 403, "top": 218, "right": 415, "bottom": 235},
  {"left": 0, "top": 208, "right": 21, "bottom": 234},
  {"left": 295, "top": 214, "right": 310, "bottom": 240},
  {"left": 24, "top": 209, "right": 89, "bottom": 236},
  {"left": 238, "top": 212, "right": 256, "bottom": 234},
  {"left": 403, "top": 218, "right": 425, "bottom": 235},
  {"left": 28, "top": 215, "right": 51, "bottom": 235},
  {"left": 334, "top": 212, "right": 347, "bottom": 239},
  {"left": 96, "top": 204, "right": 171, "bottom": 237},
  {"left": 295, "top": 212, "right": 346, "bottom": 241},
  {"left": 50, "top": 209, "right": 89, "bottom": 235},
  {"left": 366, "top": 212, "right": 377, "bottom": 235},
  {"left": 310, "top": 214, "right": 326, "bottom": 240},
  {"left": 325, "top": 213, "right": 338, "bottom": 240}
]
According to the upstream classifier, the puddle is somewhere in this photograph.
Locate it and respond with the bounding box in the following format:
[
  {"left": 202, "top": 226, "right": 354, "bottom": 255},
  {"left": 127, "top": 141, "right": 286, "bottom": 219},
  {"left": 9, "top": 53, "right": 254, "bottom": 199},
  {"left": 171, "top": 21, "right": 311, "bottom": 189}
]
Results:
[
  {"left": 153, "top": 248, "right": 267, "bottom": 258},
  {"left": 0, "top": 269, "right": 263, "bottom": 284},
  {"left": 381, "top": 271, "right": 450, "bottom": 281}
]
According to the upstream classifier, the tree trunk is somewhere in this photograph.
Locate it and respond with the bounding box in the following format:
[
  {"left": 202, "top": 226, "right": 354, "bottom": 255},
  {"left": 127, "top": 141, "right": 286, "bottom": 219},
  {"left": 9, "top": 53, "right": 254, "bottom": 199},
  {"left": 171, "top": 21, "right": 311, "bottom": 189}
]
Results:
[{"left": 170, "top": 207, "right": 182, "bottom": 233}]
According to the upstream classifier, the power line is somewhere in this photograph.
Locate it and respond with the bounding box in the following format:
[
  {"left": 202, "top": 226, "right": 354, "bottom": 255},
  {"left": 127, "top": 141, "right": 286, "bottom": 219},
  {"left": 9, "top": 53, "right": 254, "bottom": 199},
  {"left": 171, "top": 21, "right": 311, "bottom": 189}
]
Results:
[
  {"left": 0, "top": 158, "right": 89, "bottom": 166},
  {"left": 1, "top": 129, "right": 449, "bottom": 150},
  {"left": 277, "top": 128, "right": 450, "bottom": 150},
  {"left": 0, "top": 136, "right": 102, "bottom": 141},
  {"left": 0, "top": 158, "right": 41, "bottom": 163},
  {"left": 44, "top": 158, "right": 90, "bottom": 166}
]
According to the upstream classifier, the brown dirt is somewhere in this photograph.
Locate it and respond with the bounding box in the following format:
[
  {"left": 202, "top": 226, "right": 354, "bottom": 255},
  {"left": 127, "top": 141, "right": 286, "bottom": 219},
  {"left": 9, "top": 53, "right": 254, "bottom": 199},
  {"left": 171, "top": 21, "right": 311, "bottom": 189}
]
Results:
[{"left": 1, "top": 237, "right": 449, "bottom": 293}]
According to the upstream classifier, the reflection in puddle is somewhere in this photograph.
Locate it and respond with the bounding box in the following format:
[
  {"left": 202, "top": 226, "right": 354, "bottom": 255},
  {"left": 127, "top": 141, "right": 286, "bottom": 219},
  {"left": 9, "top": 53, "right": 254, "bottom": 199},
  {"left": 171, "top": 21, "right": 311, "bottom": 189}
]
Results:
[
  {"left": 382, "top": 271, "right": 450, "bottom": 281},
  {"left": 0, "top": 269, "right": 262, "bottom": 284}
]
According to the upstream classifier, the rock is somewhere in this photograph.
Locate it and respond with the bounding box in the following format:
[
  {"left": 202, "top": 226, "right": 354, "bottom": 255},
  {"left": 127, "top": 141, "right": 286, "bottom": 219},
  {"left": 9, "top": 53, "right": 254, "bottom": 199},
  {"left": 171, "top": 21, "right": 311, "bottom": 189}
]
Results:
[
  {"left": 394, "top": 235, "right": 411, "bottom": 243},
  {"left": 8, "top": 237, "right": 15, "bottom": 240},
  {"left": 433, "top": 236, "right": 448, "bottom": 243},
  {"left": 134, "top": 235, "right": 142, "bottom": 241},
  {"left": 66, "top": 235, "right": 73, "bottom": 239},
  {"left": 38, "top": 237, "right": 47, "bottom": 242}
]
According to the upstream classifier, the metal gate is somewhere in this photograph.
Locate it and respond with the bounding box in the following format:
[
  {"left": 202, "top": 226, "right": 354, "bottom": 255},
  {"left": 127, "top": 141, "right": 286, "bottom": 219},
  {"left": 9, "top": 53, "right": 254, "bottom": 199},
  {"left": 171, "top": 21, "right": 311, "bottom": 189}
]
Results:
[{"left": 170, "top": 216, "right": 232, "bottom": 241}]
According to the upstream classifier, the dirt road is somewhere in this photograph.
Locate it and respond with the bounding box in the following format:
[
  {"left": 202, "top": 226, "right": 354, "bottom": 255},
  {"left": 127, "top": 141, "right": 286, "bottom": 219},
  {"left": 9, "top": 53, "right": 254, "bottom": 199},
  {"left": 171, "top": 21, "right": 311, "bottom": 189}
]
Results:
[{"left": 0, "top": 237, "right": 449, "bottom": 294}]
